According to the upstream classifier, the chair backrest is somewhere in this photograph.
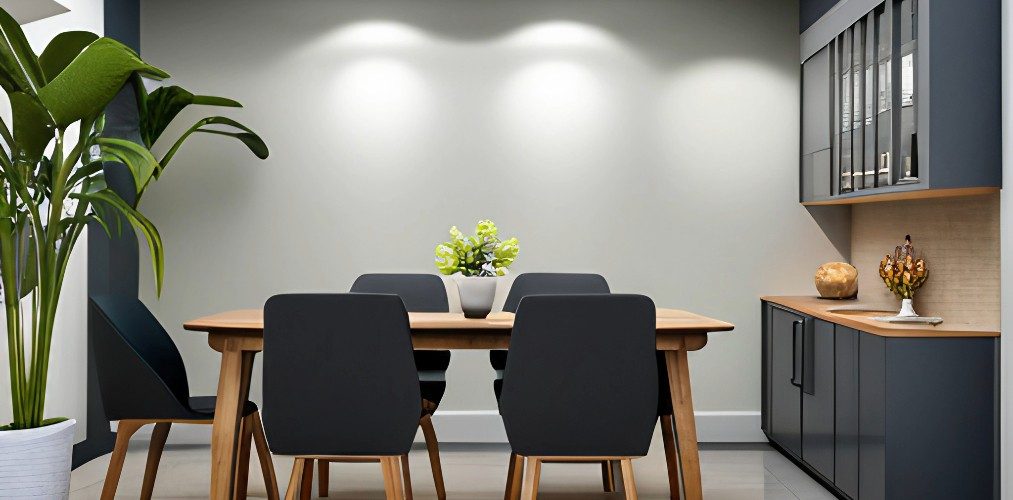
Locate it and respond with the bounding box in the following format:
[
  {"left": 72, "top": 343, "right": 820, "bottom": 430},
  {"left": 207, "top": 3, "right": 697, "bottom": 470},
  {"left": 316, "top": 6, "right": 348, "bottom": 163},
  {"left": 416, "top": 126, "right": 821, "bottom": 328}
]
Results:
[
  {"left": 499, "top": 294, "right": 658, "bottom": 457},
  {"left": 262, "top": 293, "right": 421, "bottom": 456},
  {"left": 90, "top": 295, "right": 191, "bottom": 421},
  {"left": 350, "top": 273, "right": 449, "bottom": 312},
  {"left": 502, "top": 273, "right": 610, "bottom": 313}
]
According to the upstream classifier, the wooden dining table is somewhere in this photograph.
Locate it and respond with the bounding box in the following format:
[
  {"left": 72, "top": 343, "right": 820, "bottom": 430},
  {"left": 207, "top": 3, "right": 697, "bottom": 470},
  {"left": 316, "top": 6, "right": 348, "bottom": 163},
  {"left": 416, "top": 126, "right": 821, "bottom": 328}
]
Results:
[{"left": 183, "top": 307, "right": 734, "bottom": 500}]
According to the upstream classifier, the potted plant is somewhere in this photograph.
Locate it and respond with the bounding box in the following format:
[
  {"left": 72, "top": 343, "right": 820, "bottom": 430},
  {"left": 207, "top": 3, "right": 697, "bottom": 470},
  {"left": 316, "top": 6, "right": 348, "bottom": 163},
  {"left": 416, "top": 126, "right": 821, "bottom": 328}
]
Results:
[
  {"left": 878, "top": 235, "right": 929, "bottom": 317},
  {"left": 0, "top": 10, "right": 267, "bottom": 497},
  {"left": 434, "top": 220, "right": 519, "bottom": 318}
]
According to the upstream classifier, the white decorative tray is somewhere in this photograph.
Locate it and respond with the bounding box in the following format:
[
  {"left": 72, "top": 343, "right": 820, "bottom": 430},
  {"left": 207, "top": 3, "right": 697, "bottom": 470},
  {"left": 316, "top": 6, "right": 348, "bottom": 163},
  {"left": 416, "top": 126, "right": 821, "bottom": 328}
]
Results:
[{"left": 871, "top": 315, "right": 943, "bottom": 325}]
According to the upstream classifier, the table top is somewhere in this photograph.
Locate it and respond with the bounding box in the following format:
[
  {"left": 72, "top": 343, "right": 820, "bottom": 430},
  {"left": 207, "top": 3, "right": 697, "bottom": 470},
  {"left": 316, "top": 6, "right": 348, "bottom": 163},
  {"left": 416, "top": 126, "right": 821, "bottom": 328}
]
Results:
[{"left": 183, "top": 307, "right": 735, "bottom": 334}]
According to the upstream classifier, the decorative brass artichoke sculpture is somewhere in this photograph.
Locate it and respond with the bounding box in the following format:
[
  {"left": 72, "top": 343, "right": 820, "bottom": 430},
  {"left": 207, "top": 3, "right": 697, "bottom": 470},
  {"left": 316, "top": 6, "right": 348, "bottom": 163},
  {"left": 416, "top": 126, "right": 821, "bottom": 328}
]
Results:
[
  {"left": 879, "top": 235, "right": 928, "bottom": 299},
  {"left": 814, "top": 262, "right": 858, "bottom": 299}
]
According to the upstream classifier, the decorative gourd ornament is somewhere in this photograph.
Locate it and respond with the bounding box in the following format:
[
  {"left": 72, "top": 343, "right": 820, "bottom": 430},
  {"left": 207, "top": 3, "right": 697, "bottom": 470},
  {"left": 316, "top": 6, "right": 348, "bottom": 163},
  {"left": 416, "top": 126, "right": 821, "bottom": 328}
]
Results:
[{"left": 814, "top": 262, "right": 859, "bottom": 299}]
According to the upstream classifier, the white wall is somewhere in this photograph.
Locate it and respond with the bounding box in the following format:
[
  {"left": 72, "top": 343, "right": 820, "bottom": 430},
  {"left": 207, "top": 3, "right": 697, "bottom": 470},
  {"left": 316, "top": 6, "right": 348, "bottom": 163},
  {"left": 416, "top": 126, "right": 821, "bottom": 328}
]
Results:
[
  {"left": 138, "top": 0, "right": 844, "bottom": 440},
  {"left": 0, "top": 0, "right": 102, "bottom": 442}
]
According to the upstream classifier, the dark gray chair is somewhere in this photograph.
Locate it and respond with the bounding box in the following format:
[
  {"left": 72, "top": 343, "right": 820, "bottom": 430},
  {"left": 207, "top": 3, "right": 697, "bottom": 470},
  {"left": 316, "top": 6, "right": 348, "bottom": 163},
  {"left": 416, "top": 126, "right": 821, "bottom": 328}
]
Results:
[
  {"left": 263, "top": 293, "right": 420, "bottom": 499},
  {"left": 499, "top": 294, "right": 658, "bottom": 499},
  {"left": 490, "top": 272, "right": 610, "bottom": 399},
  {"left": 350, "top": 273, "right": 451, "bottom": 407},
  {"left": 490, "top": 273, "right": 626, "bottom": 492},
  {"left": 310, "top": 273, "right": 449, "bottom": 498},
  {"left": 90, "top": 295, "right": 278, "bottom": 500}
]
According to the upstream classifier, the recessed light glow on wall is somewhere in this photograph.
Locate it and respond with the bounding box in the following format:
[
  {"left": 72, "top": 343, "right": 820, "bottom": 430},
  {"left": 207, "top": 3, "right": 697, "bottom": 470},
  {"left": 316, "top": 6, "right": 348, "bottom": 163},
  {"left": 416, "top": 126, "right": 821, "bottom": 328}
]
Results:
[
  {"left": 330, "top": 57, "right": 434, "bottom": 167},
  {"left": 501, "top": 21, "right": 619, "bottom": 49},
  {"left": 496, "top": 60, "right": 612, "bottom": 172},
  {"left": 314, "top": 20, "right": 429, "bottom": 49}
]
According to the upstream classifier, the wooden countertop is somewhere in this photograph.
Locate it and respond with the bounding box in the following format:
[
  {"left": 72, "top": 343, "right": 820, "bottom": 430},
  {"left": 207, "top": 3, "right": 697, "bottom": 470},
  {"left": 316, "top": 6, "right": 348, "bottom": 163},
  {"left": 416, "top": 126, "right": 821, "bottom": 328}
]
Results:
[{"left": 761, "top": 296, "right": 999, "bottom": 338}]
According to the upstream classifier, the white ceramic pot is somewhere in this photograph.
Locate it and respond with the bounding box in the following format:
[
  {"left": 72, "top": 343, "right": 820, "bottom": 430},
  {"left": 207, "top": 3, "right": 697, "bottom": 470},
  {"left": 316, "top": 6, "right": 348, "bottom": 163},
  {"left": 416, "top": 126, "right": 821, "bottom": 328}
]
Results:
[
  {"left": 455, "top": 276, "right": 498, "bottom": 318},
  {"left": 898, "top": 298, "right": 918, "bottom": 317},
  {"left": 0, "top": 419, "right": 76, "bottom": 499}
]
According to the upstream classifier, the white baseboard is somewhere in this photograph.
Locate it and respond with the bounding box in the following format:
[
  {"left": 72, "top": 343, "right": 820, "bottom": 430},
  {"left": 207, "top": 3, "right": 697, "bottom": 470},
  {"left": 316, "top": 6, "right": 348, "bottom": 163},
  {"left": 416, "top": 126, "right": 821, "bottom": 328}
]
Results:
[{"left": 115, "top": 410, "right": 763, "bottom": 445}]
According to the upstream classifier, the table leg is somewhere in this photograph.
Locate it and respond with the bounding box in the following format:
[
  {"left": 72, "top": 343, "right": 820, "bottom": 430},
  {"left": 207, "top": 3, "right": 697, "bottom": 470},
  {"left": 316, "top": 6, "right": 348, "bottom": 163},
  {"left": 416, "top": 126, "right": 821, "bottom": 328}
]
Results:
[
  {"left": 210, "top": 339, "right": 256, "bottom": 500},
  {"left": 665, "top": 350, "right": 702, "bottom": 500}
]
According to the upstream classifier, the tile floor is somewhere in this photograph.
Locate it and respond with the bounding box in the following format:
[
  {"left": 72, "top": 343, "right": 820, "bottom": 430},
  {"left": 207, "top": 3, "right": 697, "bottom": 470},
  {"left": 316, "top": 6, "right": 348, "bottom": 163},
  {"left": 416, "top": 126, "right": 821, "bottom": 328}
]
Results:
[{"left": 69, "top": 431, "right": 837, "bottom": 499}]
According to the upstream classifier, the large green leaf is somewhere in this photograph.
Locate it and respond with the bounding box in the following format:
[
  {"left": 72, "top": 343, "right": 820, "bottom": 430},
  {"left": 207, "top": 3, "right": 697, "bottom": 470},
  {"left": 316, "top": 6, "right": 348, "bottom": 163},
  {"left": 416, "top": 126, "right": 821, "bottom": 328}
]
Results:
[
  {"left": 9, "top": 92, "right": 55, "bottom": 164},
  {"left": 72, "top": 189, "right": 163, "bottom": 294},
  {"left": 0, "top": 7, "right": 44, "bottom": 94},
  {"left": 65, "top": 159, "right": 104, "bottom": 189},
  {"left": 38, "top": 31, "right": 99, "bottom": 83},
  {"left": 0, "top": 216, "right": 39, "bottom": 301},
  {"left": 39, "top": 38, "right": 169, "bottom": 128},
  {"left": 97, "top": 137, "right": 159, "bottom": 194},
  {"left": 142, "top": 85, "right": 241, "bottom": 148},
  {"left": 14, "top": 220, "right": 35, "bottom": 300},
  {"left": 159, "top": 116, "right": 268, "bottom": 168}
]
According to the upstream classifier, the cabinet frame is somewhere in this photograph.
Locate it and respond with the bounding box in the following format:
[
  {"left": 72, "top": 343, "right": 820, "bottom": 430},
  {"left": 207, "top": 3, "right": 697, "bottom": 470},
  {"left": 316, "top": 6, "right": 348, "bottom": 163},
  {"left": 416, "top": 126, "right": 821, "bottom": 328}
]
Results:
[{"left": 798, "top": 0, "right": 1000, "bottom": 205}]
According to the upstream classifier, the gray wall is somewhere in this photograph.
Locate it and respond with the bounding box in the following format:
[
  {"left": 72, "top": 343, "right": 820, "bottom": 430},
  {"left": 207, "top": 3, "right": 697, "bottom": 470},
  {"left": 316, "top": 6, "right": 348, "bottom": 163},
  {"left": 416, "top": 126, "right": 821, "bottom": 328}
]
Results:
[{"left": 138, "top": 0, "right": 843, "bottom": 425}]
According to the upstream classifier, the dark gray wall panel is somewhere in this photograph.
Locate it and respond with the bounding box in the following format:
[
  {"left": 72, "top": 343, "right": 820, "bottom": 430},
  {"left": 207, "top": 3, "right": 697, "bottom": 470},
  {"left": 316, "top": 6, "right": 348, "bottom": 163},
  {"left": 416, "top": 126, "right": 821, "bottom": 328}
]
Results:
[{"left": 74, "top": 0, "right": 141, "bottom": 470}]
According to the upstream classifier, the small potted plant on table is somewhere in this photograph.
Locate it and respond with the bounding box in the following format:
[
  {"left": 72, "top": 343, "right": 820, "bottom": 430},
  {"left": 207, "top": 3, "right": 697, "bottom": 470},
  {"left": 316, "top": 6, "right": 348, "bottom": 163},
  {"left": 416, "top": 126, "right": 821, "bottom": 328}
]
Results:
[{"left": 434, "top": 220, "right": 519, "bottom": 318}]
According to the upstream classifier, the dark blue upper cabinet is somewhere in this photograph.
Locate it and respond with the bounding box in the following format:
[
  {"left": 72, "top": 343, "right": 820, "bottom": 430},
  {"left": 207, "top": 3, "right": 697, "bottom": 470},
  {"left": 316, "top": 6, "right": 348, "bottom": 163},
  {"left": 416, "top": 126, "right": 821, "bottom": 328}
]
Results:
[{"left": 799, "top": 0, "right": 1001, "bottom": 205}]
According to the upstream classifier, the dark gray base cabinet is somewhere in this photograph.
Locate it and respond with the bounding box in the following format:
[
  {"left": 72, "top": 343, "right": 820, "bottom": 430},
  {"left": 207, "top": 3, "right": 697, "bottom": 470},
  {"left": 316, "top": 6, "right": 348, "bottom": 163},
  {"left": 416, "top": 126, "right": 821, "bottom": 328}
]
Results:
[{"left": 761, "top": 301, "right": 997, "bottom": 499}]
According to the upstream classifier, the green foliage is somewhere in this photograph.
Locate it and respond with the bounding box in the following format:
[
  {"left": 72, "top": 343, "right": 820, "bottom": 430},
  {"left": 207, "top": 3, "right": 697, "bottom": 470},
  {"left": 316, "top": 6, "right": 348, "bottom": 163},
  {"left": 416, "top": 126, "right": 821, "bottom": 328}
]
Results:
[
  {"left": 0, "top": 11, "right": 268, "bottom": 430},
  {"left": 434, "top": 220, "right": 519, "bottom": 277}
]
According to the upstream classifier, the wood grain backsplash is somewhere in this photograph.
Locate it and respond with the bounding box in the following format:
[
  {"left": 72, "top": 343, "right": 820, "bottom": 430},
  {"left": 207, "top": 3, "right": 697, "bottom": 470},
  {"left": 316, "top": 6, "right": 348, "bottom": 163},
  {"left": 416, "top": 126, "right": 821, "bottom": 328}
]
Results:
[{"left": 851, "top": 194, "right": 999, "bottom": 328}]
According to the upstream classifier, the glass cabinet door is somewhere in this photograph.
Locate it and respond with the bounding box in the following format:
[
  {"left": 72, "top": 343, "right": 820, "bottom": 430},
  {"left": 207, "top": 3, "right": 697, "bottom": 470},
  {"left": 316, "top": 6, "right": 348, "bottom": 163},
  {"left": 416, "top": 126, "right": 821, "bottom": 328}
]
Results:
[
  {"left": 831, "top": 36, "right": 840, "bottom": 196},
  {"left": 851, "top": 21, "right": 865, "bottom": 190},
  {"left": 876, "top": 3, "right": 892, "bottom": 186},
  {"left": 897, "top": 0, "right": 918, "bottom": 182},
  {"left": 863, "top": 14, "right": 877, "bottom": 187},
  {"left": 839, "top": 30, "right": 853, "bottom": 193}
]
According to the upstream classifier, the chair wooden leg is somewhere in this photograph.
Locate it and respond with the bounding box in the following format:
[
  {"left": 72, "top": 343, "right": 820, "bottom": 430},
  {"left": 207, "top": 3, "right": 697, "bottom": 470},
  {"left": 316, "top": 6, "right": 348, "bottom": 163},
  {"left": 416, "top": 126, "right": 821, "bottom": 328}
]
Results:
[
  {"left": 620, "top": 459, "right": 639, "bottom": 500},
  {"left": 101, "top": 420, "right": 144, "bottom": 500},
  {"left": 601, "top": 460, "right": 616, "bottom": 492},
  {"left": 520, "top": 457, "right": 541, "bottom": 500},
  {"left": 284, "top": 458, "right": 306, "bottom": 500},
  {"left": 234, "top": 414, "right": 254, "bottom": 499},
  {"left": 139, "top": 422, "right": 171, "bottom": 500},
  {"left": 251, "top": 412, "right": 280, "bottom": 500},
  {"left": 401, "top": 454, "right": 413, "bottom": 500},
  {"left": 299, "top": 458, "right": 313, "bottom": 500},
  {"left": 419, "top": 414, "right": 447, "bottom": 500},
  {"left": 318, "top": 459, "right": 329, "bottom": 497},
  {"left": 504, "top": 452, "right": 524, "bottom": 500},
  {"left": 660, "top": 415, "right": 682, "bottom": 500},
  {"left": 381, "top": 457, "right": 399, "bottom": 500}
]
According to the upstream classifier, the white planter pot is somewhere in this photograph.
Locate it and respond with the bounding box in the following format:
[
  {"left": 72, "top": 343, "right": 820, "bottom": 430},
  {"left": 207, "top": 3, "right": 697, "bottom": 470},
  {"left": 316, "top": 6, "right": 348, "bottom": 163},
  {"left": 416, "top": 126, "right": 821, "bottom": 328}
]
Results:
[
  {"left": 0, "top": 419, "right": 76, "bottom": 499},
  {"left": 455, "top": 276, "right": 498, "bottom": 318},
  {"left": 898, "top": 298, "right": 918, "bottom": 317}
]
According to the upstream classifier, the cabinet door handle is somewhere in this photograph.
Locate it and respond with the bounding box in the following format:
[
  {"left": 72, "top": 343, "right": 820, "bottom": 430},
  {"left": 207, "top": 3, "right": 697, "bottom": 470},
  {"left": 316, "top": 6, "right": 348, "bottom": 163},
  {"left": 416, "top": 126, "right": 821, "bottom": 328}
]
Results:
[{"left": 790, "top": 319, "right": 803, "bottom": 388}]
